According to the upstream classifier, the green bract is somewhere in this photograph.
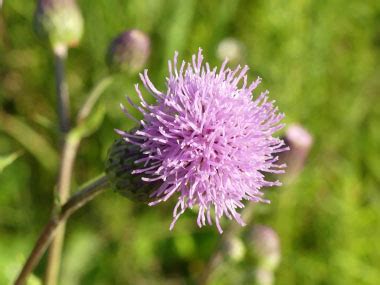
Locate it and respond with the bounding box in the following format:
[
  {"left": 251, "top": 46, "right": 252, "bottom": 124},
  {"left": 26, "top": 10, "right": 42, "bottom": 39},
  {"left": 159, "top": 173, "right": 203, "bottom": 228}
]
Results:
[{"left": 105, "top": 138, "right": 157, "bottom": 202}]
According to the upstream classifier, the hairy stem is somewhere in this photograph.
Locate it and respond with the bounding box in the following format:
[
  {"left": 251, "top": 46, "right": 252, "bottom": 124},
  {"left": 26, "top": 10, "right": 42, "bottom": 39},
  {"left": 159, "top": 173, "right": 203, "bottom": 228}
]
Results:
[{"left": 14, "top": 174, "right": 109, "bottom": 285}]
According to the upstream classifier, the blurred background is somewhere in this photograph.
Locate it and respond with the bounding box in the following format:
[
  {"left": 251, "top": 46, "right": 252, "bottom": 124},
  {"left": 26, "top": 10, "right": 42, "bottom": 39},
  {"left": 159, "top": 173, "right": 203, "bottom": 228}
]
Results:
[{"left": 1, "top": 0, "right": 380, "bottom": 284}]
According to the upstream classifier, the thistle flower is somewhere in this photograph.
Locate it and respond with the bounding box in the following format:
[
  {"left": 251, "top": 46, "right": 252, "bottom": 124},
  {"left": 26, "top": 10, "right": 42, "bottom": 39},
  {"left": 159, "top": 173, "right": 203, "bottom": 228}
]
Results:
[{"left": 117, "top": 49, "right": 287, "bottom": 233}]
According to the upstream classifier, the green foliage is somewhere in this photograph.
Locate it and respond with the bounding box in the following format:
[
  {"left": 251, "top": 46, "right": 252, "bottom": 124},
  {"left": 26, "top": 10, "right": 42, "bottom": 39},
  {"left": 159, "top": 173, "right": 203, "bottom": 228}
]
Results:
[
  {"left": 0, "top": 0, "right": 379, "bottom": 284},
  {"left": 0, "top": 151, "right": 22, "bottom": 173},
  {"left": 0, "top": 113, "right": 58, "bottom": 171}
]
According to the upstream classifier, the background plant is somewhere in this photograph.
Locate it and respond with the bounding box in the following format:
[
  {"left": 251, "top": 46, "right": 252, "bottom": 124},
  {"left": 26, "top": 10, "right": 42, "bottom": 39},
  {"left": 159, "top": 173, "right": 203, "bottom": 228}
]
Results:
[{"left": 1, "top": 0, "right": 380, "bottom": 284}]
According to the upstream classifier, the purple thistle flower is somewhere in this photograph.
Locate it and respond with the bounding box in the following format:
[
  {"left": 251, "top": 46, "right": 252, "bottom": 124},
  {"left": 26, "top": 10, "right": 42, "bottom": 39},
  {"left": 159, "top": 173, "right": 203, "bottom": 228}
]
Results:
[{"left": 117, "top": 49, "right": 287, "bottom": 233}]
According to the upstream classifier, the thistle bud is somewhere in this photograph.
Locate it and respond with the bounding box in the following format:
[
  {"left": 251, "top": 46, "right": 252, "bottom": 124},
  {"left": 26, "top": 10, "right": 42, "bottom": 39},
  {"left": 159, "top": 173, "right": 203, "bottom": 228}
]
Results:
[
  {"left": 216, "top": 38, "right": 245, "bottom": 65},
  {"left": 105, "top": 138, "right": 157, "bottom": 202},
  {"left": 222, "top": 236, "right": 246, "bottom": 262},
  {"left": 106, "top": 29, "right": 151, "bottom": 73},
  {"left": 246, "top": 225, "right": 281, "bottom": 271},
  {"left": 35, "top": 0, "right": 84, "bottom": 50},
  {"left": 255, "top": 268, "right": 274, "bottom": 285},
  {"left": 280, "top": 124, "right": 313, "bottom": 183}
]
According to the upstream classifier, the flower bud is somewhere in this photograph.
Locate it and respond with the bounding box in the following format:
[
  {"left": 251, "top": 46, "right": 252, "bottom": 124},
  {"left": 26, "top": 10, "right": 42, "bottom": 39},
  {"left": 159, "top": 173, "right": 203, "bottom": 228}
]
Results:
[
  {"left": 246, "top": 225, "right": 281, "bottom": 271},
  {"left": 255, "top": 268, "right": 274, "bottom": 285},
  {"left": 105, "top": 138, "right": 157, "bottom": 202},
  {"left": 35, "top": 0, "right": 84, "bottom": 50},
  {"left": 222, "top": 236, "right": 246, "bottom": 262},
  {"left": 216, "top": 38, "right": 245, "bottom": 65},
  {"left": 106, "top": 29, "right": 151, "bottom": 73},
  {"left": 280, "top": 124, "right": 313, "bottom": 183}
]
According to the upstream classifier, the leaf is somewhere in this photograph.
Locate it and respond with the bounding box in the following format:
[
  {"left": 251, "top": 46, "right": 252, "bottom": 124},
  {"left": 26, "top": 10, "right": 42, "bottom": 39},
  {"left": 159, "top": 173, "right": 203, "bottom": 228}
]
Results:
[
  {"left": 69, "top": 104, "right": 106, "bottom": 142},
  {"left": 0, "top": 112, "right": 59, "bottom": 172},
  {"left": 0, "top": 151, "right": 22, "bottom": 173},
  {"left": 0, "top": 241, "right": 42, "bottom": 285},
  {"left": 77, "top": 76, "right": 113, "bottom": 123},
  {"left": 61, "top": 230, "right": 102, "bottom": 285}
]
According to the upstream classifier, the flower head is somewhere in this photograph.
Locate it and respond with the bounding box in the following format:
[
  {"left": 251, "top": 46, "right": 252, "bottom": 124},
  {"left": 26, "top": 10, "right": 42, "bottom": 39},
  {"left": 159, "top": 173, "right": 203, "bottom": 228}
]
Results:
[{"left": 117, "top": 49, "right": 287, "bottom": 233}]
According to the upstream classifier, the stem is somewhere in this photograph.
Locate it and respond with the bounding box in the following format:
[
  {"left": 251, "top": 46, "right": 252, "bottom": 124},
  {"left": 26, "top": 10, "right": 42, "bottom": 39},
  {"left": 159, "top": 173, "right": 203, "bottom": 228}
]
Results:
[
  {"left": 198, "top": 249, "right": 224, "bottom": 285},
  {"left": 14, "top": 174, "right": 109, "bottom": 285},
  {"left": 54, "top": 45, "right": 70, "bottom": 134},
  {"left": 198, "top": 205, "right": 255, "bottom": 285},
  {"left": 47, "top": 50, "right": 112, "bottom": 285},
  {"left": 45, "top": 138, "right": 80, "bottom": 285},
  {"left": 45, "top": 45, "right": 73, "bottom": 285}
]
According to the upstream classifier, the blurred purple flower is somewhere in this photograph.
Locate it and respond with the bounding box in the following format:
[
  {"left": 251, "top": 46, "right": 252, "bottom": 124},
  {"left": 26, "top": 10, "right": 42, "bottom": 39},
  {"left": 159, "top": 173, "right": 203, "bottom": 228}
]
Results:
[{"left": 117, "top": 49, "right": 287, "bottom": 233}]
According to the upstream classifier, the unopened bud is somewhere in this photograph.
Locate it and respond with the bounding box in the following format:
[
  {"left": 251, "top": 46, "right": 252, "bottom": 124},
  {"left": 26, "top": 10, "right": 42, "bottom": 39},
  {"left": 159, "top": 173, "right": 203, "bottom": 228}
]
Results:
[
  {"left": 222, "top": 237, "right": 246, "bottom": 262},
  {"left": 105, "top": 138, "right": 157, "bottom": 202},
  {"left": 246, "top": 225, "right": 281, "bottom": 271},
  {"left": 255, "top": 268, "right": 274, "bottom": 285},
  {"left": 216, "top": 38, "right": 245, "bottom": 65},
  {"left": 106, "top": 29, "right": 151, "bottom": 73},
  {"left": 35, "top": 0, "right": 84, "bottom": 50},
  {"left": 280, "top": 124, "right": 313, "bottom": 183}
]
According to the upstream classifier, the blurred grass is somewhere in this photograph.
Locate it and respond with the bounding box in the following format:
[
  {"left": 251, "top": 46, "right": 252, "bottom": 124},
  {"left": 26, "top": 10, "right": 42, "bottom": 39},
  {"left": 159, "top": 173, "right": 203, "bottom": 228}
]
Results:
[{"left": 1, "top": 0, "right": 380, "bottom": 284}]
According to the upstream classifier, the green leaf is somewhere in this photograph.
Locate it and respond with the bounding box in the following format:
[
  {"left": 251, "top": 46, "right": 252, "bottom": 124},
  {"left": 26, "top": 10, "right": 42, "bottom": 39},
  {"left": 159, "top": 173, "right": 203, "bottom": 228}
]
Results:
[
  {"left": 0, "top": 113, "right": 59, "bottom": 172},
  {"left": 61, "top": 230, "right": 102, "bottom": 285},
  {"left": 69, "top": 104, "right": 106, "bottom": 142},
  {"left": 0, "top": 151, "right": 22, "bottom": 173},
  {"left": 77, "top": 76, "right": 113, "bottom": 123}
]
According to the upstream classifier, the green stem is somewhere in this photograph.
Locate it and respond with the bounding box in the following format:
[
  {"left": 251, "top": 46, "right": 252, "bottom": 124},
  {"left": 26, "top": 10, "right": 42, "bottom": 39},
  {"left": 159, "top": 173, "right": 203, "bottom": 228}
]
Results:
[
  {"left": 45, "top": 138, "right": 80, "bottom": 285},
  {"left": 45, "top": 45, "right": 73, "bottom": 285},
  {"left": 54, "top": 45, "right": 70, "bottom": 134},
  {"left": 47, "top": 55, "right": 112, "bottom": 285},
  {"left": 14, "top": 174, "right": 109, "bottom": 285},
  {"left": 198, "top": 205, "right": 255, "bottom": 285}
]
